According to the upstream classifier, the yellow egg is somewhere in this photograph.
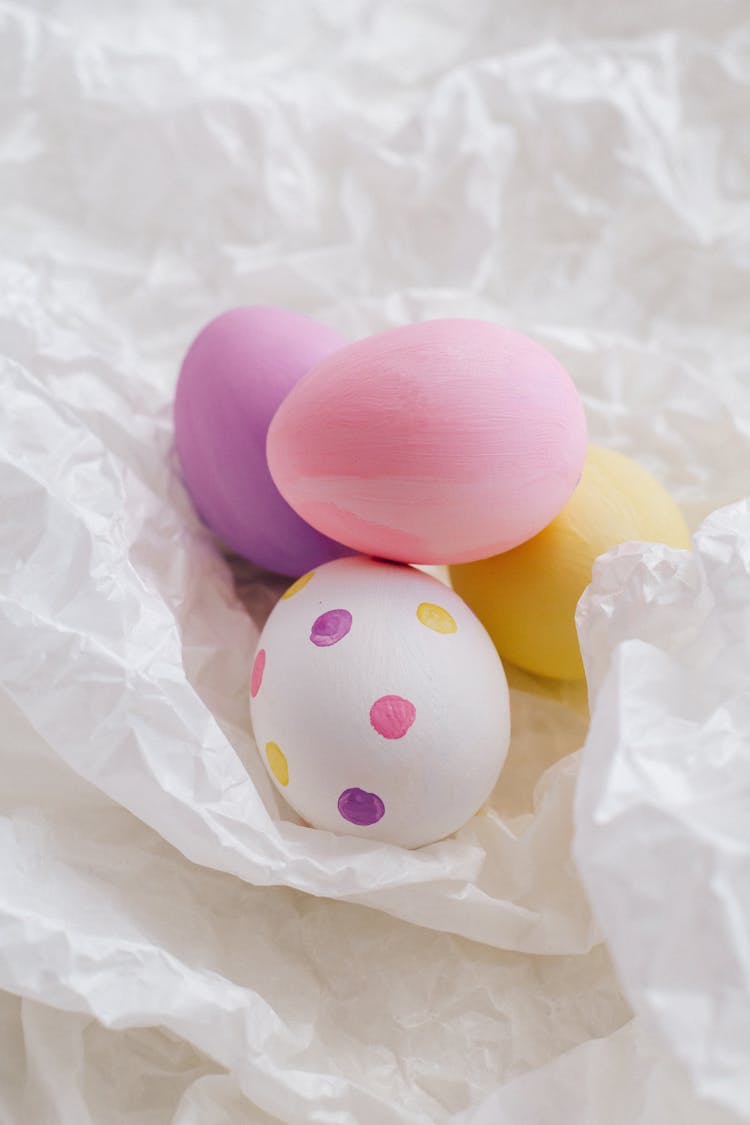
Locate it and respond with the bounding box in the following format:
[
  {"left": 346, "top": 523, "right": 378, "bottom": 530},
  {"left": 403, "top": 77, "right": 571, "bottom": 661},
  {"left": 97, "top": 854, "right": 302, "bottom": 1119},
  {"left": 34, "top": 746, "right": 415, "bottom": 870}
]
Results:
[{"left": 449, "top": 445, "right": 691, "bottom": 681}]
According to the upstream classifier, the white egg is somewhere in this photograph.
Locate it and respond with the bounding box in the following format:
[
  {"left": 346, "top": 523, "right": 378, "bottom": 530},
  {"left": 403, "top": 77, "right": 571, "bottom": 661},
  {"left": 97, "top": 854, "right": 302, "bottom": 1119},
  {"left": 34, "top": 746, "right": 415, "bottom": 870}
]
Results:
[{"left": 249, "top": 556, "right": 510, "bottom": 848}]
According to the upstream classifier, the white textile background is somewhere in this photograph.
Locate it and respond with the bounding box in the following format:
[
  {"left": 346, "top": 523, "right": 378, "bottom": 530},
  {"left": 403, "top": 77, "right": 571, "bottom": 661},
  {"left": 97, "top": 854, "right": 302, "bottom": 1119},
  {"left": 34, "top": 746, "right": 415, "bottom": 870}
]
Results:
[{"left": 1, "top": 1, "right": 749, "bottom": 1121}]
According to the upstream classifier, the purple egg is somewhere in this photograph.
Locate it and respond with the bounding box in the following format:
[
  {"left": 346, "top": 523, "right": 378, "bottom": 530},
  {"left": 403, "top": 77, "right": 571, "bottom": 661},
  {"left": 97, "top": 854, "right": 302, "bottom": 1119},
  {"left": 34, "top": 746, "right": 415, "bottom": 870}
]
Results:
[{"left": 174, "top": 307, "right": 353, "bottom": 576}]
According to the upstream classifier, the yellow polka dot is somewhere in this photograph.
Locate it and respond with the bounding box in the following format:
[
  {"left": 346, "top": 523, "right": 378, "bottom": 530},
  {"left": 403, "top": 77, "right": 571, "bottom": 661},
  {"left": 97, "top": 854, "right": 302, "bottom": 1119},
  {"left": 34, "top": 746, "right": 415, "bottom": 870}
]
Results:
[
  {"left": 417, "top": 602, "right": 458, "bottom": 634},
  {"left": 281, "top": 570, "right": 315, "bottom": 600},
  {"left": 265, "top": 741, "right": 289, "bottom": 786}
]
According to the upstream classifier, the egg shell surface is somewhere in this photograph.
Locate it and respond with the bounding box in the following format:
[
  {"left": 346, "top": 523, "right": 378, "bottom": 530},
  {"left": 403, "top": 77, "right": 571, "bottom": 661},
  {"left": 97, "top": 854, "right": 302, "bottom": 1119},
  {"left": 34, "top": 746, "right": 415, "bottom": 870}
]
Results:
[
  {"left": 174, "top": 306, "right": 351, "bottom": 576},
  {"left": 249, "top": 556, "right": 511, "bottom": 848},
  {"left": 450, "top": 445, "right": 692, "bottom": 681},
  {"left": 266, "top": 319, "right": 588, "bottom": 564}
]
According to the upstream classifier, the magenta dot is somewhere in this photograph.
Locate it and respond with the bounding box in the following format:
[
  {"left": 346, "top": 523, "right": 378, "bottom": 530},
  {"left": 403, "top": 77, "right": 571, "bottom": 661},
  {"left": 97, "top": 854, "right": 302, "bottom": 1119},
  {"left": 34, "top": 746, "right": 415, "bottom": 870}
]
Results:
[
  {"left": 369, "top": 695, "right": 416, "bottom": 739},
  {"left": 310, "top": 608, "right": 352, "bottom": 647},
  {"left": 338, "top": 788, "right": 385, "bottom": 826},
  {"left": 250, "top": 649, "right": 266, "bottom": 698}
]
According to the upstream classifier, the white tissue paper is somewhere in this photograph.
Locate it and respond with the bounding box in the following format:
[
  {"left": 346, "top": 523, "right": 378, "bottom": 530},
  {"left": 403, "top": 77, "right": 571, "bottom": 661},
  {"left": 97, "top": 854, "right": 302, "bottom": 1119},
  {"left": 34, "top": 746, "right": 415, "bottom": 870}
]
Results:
[
  {"left": 574, "top": 502, "right": 750, "bottom": 1123},
  {"left": 1, "top": 1, "right": 749, "bottom": 1121}
]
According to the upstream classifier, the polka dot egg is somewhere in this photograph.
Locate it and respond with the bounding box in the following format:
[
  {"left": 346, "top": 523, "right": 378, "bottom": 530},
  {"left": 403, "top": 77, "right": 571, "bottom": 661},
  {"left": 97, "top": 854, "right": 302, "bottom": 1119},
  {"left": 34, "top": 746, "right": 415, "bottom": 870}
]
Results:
[{"left": 249, "top": 556, "right": 511, "bottom": 848}]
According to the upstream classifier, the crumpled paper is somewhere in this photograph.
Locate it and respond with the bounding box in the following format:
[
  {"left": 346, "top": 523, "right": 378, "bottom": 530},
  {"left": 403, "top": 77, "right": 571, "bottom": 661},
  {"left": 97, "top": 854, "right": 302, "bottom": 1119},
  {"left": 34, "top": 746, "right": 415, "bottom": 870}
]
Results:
[
  {"left": 1, "top": 0, "right": 749, "bottom": 1121},
  {"left": 574, "top": 501, "right": 750, "bottom": 1123}
]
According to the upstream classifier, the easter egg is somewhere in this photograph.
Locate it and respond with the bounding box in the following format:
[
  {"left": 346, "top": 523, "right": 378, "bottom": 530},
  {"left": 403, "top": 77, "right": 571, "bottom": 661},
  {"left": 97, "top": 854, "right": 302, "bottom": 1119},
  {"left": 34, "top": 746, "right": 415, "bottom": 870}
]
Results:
[
  {"left": 249, "top": 556, "right": 511, "bottom": 847},
  {"left": 266, "top": 319, "right": 587, "bottom": 564},
  {"left": 174, "top": 306, "right": 352, "bottom": 576},
  {"left": 450, "top": 445, "right": 692, "bottom": 681}
]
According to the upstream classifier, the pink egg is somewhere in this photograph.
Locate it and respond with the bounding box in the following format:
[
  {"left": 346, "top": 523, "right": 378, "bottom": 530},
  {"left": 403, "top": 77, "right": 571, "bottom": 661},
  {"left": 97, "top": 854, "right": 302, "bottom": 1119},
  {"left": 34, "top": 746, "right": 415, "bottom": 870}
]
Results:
[{"left": 267, "top": 319, "right": 588, "bottom": 564}]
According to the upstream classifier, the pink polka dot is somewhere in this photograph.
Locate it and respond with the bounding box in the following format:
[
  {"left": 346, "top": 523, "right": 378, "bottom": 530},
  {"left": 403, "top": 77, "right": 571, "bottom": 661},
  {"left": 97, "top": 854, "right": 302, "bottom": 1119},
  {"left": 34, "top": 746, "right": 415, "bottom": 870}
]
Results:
[
  {"left": 250, "top": 649, "right": 266, "bottom": 698},
  {"left": 369, "top": 695, "right": 416, "bottom": 739}
]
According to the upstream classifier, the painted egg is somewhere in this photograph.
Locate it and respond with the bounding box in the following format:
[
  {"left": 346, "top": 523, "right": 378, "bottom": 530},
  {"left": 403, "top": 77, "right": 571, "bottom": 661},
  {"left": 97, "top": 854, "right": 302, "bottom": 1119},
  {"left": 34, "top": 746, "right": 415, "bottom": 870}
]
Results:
[
  {"left": 174, "top": 306, "right": 352, "bottom": 577},
  {"left": 450, "top": 445, "right": 692, "bottom": 681},
  {"left": 266, "top": 319, "right": 588, "bottom": 564},
  {"left": 249, "top": 556, "right": 511, "bottom": 847}
]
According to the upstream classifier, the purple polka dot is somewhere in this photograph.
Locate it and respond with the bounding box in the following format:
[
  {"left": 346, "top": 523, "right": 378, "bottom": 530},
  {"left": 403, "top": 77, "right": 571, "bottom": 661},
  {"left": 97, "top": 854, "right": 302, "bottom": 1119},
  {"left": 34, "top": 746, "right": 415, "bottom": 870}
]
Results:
[
  {"left": 338, "top": 787, "right": 385, "bottom": 826},
  {"left": 310, "top": 608, "right": 352, "bottom": 647},
  {"left": 370, "top": 695, "right": 416, "bottom": 739}
]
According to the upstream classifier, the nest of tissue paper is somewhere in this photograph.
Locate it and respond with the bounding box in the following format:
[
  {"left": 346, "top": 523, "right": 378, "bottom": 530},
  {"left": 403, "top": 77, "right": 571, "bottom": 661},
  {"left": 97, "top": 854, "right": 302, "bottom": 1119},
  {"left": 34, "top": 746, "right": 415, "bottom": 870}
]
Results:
[{"left": 1, "top": 2, "right": 749, "bottom": 1123}]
